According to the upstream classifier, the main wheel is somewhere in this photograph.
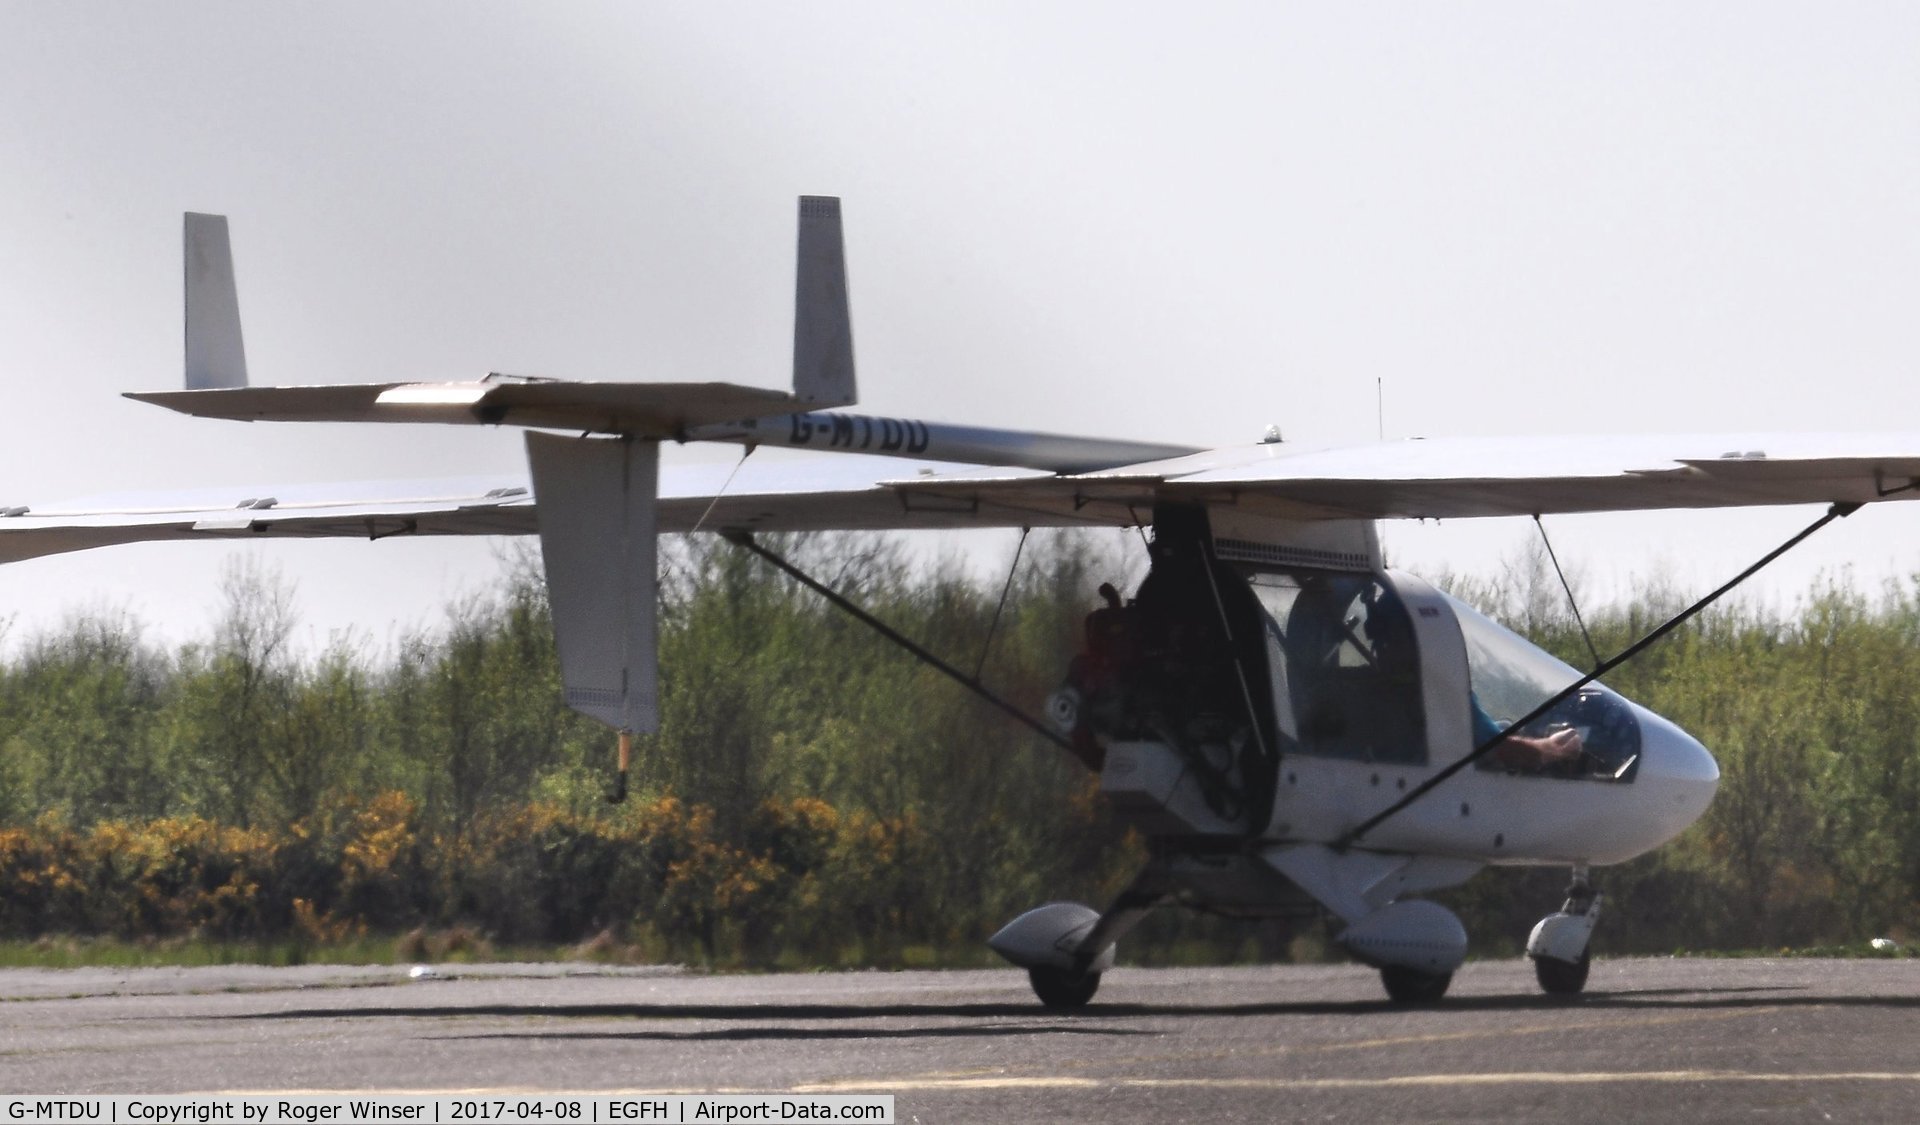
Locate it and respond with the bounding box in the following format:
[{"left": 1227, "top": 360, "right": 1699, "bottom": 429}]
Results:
[
  {"left": 1028, "top": 966, "right": 1101, "bottom": 1009},
  {"left": 1380, "top": 966, "right": 1452, "bottom": 1004},
  {"left": 1533, "top": 949, "right": 1591, "bottom": 995}
]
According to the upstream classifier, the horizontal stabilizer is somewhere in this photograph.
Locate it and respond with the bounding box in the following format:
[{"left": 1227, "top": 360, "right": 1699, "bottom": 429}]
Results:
[
  {"left": 127, "top": 378, "right": 800, "bottom": 435},
  {"left": 147, "top": 198, "right": 858, "bottom": 433}
]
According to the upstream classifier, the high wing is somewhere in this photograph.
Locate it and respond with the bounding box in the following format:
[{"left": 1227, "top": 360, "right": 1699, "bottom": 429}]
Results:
[
  {"left": 0, "top": 454, "right": 1088, "bottom": 566},
  {"left": 906, "top": 430, "right": 1920, "bottom": 523},
  {"left": 9, "top": 431, "right": 1920, "bottom": 568}
]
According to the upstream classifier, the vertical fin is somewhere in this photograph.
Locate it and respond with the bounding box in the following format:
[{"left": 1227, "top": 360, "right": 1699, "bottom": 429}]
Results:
[
  {"left": 184, "top": 213, "right": 248, "bottom": 390},
  {"left": 792, "top": 196, "right": 856, "bottom": 407},
  {"left": 526, "top": 431, "right": 660, "bottom": 734}
]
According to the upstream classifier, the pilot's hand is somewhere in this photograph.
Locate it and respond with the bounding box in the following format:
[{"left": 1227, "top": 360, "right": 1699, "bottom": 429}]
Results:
[{"left": 1540, "top": 727, "right": 1584, "bottom": 761}]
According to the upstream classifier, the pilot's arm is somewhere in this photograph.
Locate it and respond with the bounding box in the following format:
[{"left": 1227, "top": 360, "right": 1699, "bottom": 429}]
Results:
[
  {"left": 1470, "top": 693, "right": 1503, "bottom": 747},
  {"left": 1474, "top": 692, "right": 1584, "bottom": 769}
]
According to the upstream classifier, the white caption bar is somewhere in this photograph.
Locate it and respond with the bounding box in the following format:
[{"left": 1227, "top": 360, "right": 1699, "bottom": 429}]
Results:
[{"left": 0, "top": 1098, "right": 892, "bottom": 1125}]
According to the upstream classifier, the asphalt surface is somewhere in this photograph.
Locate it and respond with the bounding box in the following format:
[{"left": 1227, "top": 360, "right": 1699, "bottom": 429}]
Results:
[{"left": 4, "top": 957, "right": 1920, "bottom": 1122}]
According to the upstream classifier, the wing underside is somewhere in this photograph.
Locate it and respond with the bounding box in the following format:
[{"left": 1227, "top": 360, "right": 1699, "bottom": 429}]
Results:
[
  {"left": 9, "top": 432, "right": 1920, "bottom": 565},
  {"left": 0, "top": 455, "right": 1112, "bottom": 565}
]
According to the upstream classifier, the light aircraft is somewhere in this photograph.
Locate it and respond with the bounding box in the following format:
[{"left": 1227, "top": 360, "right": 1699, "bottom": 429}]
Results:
[{"left": 6, "top": 200, "right": 1919, "bottom": 1008}]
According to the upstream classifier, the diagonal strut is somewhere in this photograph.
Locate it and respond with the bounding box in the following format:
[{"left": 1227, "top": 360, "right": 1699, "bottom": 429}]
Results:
[{"left": 725, "top": 531, "right": 1077, "bottom": 754}]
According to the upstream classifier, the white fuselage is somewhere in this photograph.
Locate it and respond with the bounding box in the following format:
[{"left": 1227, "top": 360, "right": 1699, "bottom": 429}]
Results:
[
  {"left": 1265, "top": 569, "right": 1720, "bottom": 867},
  {"left": 1093, "top": 565, "right": 1720, "bottom": 873},
  {"left": 1268, "top": 704, "right": 1720, "bottom": 866}
]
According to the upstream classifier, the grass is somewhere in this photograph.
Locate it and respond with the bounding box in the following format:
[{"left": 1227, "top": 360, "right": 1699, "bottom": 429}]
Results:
[
  {"left": 0, "top": 935, "right": 396, "bottom": 969},
  {"left": 0, "top": 928, "right": 993, "bottom": 971},
  {"left": 0, "top": 931, "right": 610, "bottom": 970}
]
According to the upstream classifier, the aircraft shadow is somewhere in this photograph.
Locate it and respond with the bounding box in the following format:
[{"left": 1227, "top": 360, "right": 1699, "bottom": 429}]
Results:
[
  {"left": 210, "top": 982, "right": 1920, "bottom": 1032},
  {"left": 435, "top": 1024, "right": 1151, "bottom": 1044}
]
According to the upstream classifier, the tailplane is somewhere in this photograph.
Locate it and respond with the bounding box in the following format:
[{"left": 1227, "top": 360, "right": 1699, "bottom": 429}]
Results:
[{"left": 158, "top": 198, "right": 848, "bottom": 422}]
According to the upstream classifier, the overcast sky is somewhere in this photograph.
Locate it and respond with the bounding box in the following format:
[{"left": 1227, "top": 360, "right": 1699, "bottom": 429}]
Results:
[{"left": 2, "top": 2, "right": 1918, "bottom": 653}]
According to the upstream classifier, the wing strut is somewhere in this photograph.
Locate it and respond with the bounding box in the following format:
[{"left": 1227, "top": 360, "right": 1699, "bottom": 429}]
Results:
[
  {"left": 974, "top": 527, "right": 1031, "bottom": 680},
  {"left": 1533, "top": 514, "right": 1600, "bottom": 670},
  {"left": 724, "top": 531, "right": 1080, "bottom": 760},
  {"left": 1339, "top": 501, "right": 1863, "bottom": 849}
]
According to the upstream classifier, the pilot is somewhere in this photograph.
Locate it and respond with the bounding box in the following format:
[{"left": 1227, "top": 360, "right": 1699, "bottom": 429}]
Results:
[
  {"left": 1084, "top": 581, "right": 1133, "bottom": 671},
  {"left": 1472, "top": 692, "right": 1584, "bottom": 771},
  {"left": 1074, "top": 581, "right": 1139, "bottom": 736}
]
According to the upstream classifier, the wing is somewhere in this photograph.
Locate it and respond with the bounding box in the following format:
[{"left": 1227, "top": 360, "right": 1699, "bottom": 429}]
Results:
[
  {"left": 0, "top": 474, "right": 536, "bottom": 565},
  {"left": 11, "top": 431, "right": 1920, "bottom": 567},
  {"left": 896, "top": 432, "right": 1920, "bottom": 522},
  {"left": 0, "top": 453, "right": 1109, "bottom": 566}
]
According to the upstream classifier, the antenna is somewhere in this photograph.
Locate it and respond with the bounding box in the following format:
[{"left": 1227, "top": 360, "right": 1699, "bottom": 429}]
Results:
[{"left": 1376, "top": 377, "right": 1384, "bottom": 441}]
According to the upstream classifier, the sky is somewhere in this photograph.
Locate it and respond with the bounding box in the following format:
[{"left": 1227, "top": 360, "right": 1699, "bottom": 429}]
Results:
[{"left": 2, "top": 2, "right": 1919, "bottom": 655}]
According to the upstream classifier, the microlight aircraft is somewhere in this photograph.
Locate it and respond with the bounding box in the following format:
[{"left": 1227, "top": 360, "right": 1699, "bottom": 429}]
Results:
[{"left": 6, "top": 200, "right": 1918, "bottom": 1007}]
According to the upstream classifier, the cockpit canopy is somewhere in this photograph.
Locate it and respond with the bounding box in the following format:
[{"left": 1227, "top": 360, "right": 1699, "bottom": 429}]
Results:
[
  {"left": 1068, "top": 555, "right": 1642, "bottom": 784},
  {"left": 1445, "top": 593, "right": 1642, "bottom": 782}
]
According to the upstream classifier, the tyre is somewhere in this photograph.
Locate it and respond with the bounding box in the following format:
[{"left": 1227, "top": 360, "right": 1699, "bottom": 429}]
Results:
[
  {"left": 1028, "top": 966, "right": 1101, "bottom": 1009},
  {"left": 1379, "top": 965, "right": 1452, "bottom": 1004},
  {"left": 1533, "top": 949, "right": 1591, "bottom": 996}
]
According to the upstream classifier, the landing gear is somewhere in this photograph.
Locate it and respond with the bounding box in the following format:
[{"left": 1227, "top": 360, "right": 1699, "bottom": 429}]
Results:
[
  {"left": 1380, "top": 965, "right": 1453, "bottom": 1004},
  {"left": 1528, "top": 865, "right": 1600, "bottom": 997},
  {"left": 1028, "top": 966, "right": 1101, "bottom": 1009},
  {"left": 990, "top": 899, "right": 1138, "bottom": 1011},
  {"left": 1534, "top": 948, "right": 1591, "bottom": 995},
  {"left": 1334, "top": 896, "right": 1470, "bottom": 1005}
]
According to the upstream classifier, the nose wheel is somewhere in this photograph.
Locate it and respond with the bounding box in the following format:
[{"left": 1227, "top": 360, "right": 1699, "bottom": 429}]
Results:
[
  {"left": 1528, "top": 866, "right": 1599, "bottom": 996},
  {"left": 1534, "top": 947, "right": 1592, "bottom": 995}
]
